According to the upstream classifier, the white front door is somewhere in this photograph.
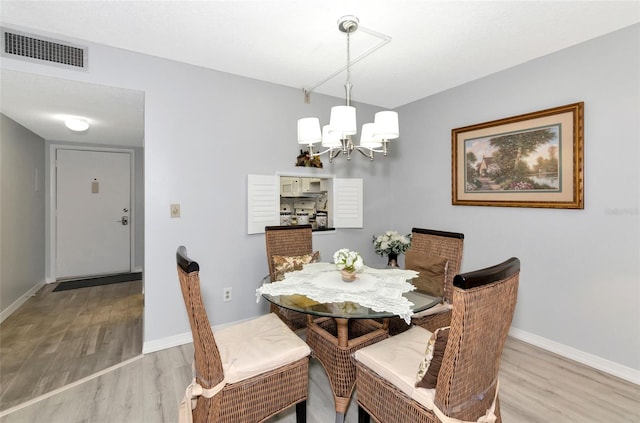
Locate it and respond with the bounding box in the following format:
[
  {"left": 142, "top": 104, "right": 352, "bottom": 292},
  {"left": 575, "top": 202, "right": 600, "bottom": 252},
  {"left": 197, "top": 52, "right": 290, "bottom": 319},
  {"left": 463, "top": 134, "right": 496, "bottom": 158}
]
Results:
[{"left": 56, "top": 149, "right": 131, "bottom": 279}]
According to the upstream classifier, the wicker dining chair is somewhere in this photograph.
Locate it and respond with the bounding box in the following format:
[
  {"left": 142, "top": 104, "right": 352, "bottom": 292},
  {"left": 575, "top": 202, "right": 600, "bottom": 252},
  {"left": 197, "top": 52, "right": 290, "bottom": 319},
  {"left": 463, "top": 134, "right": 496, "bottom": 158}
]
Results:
[
  {"left": 353, "top": 257, "right": 520, "bottom": 423},
  {"left": 176, "top": 246, "right": 310, "bottom": 423},
  {"left": 265, "top": 225, "right": 314, "bottom": 331},
  {"left": 389, "top": 228, "right": 464, "bottom": 335}
]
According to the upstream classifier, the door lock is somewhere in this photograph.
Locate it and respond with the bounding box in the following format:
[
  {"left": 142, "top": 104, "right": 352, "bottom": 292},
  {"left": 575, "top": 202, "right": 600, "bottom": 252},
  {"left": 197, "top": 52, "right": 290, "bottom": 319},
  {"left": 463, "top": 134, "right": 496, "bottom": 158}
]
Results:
[{"left": 118, "top": 216, "right": 129, "bottom": 225}]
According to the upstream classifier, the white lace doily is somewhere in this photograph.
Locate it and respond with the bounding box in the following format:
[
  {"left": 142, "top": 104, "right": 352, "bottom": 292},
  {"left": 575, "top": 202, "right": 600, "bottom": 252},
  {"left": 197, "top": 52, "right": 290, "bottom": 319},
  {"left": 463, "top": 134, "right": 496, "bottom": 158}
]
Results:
[{"left": 256, "top": 263, "right": 419, "bottom": 323}]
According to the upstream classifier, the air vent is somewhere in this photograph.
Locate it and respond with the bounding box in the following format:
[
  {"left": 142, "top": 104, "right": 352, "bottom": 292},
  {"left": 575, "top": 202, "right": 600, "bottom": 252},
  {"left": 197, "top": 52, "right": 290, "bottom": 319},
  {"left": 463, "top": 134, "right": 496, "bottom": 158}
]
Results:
[{"left": 2, "top": 28, "right": 87, "bottom": 69}]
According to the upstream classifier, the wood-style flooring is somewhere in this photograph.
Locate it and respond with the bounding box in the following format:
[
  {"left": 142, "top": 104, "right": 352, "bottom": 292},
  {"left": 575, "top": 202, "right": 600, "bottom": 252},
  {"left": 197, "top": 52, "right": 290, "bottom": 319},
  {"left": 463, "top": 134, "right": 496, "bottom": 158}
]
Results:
[
  {"left": 2, "top": 339, "right": 639, "bottom": 422},
  {"left": 0, "top": 280, "right": 142, "bottom": 411},
  {"left": 1, "top": 282, "right": 639, "bottom": 422}
]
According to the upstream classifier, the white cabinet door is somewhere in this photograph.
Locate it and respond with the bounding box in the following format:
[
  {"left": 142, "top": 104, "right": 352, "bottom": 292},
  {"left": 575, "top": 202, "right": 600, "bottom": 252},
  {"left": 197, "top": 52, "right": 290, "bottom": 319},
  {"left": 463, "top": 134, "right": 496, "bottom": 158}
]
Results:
[
  {"left": 334, "top": 178, "right": 363, "bottom": 228},
  {"left": 247, "top": 174, "right": 279, "bottom": 234}
]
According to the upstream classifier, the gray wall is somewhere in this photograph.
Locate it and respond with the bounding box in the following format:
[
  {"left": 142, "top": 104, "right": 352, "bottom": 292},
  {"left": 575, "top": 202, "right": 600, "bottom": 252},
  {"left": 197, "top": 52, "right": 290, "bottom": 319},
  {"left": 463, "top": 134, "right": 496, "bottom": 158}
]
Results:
[
  {"left": 0, "top": 35, "right": 394, "bottom": 346},
  {"left": 133, "top": 145, "right": 144, "bottom": 272},
  {"left": 0, "top": 114, "right": 46, "bottom": 313},
  {"left": 393, "top": 24, "right": 639, "bottom": 372},
  {"left": 135, "top": 56, "right": 394, "bottom": 343},
  {"left": 0, "top": 24, "right": 637, "bottom": 378}
]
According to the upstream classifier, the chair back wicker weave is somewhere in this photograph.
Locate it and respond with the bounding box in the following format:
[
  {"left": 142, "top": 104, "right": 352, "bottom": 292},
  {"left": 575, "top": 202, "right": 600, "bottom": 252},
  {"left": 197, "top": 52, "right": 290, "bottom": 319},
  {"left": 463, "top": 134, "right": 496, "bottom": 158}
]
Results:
[
  {"left": 435, "top": 257, "right": 519, "bottom": 421},
  {"left": 177, "top": 246, "right": 309, "bottom": 423},
  {"left": 177, "top": 247, "right": 224, "bottom": 421},
  {"left": 394, "top": 228, "right": 464, "bottom": 334},
  {"left": 355, "top": 257, "right": 520, "bottom": 423},
  {"left": 264, "top": 225, "right": 313, "bottom": 331},
  {"left": 409, "top": 228, "right": 464, "bottom": 305}
]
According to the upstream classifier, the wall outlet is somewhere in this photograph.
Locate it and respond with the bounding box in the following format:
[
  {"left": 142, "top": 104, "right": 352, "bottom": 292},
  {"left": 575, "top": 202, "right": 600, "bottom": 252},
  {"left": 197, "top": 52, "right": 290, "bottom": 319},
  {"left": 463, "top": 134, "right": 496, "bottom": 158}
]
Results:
[{"left": 223, "top": 287, "right": 232, "bottom": 302}]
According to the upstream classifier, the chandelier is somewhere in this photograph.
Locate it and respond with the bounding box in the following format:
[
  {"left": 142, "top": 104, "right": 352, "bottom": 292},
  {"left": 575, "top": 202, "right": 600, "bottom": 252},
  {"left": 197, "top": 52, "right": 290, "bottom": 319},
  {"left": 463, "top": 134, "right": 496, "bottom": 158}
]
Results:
[{"left": 297, "top": 16, "right": 399, "bottom": 162}]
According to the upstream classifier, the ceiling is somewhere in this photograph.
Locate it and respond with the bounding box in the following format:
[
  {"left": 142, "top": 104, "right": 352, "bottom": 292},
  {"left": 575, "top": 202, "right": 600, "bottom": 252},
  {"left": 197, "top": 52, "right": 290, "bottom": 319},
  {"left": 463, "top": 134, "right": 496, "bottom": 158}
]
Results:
[
  {"left": 1, "top": 1, "right": 638, "bottom": 146},
  {"left": 1, "top": 69, "right": 145, "bottom": 146}
]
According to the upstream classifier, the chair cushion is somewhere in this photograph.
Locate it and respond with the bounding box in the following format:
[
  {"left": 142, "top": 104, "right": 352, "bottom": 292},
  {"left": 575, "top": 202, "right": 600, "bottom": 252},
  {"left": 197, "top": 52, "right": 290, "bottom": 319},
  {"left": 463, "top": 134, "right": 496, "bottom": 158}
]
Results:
[
  {"left": 405, "top": 250, "right": 448, "bottom": 297},
  {"left": 214, "top": 313, "right": 311, "bottom": 383},
  {"left": 354, "top": 326, "right": 434, "bottom": 399},
  {"left": 416, "top": 326, "right": 450, "bottom": 389},
  {"left": 272, "top": 251, "right": 320, "bottom": 281}
]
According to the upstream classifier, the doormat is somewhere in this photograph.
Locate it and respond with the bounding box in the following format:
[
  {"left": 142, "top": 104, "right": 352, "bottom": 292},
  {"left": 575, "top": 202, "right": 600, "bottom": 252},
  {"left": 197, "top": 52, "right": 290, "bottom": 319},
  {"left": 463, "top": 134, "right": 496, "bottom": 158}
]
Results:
[{"left": 53, "top": 272, "right": 142, "bottom": 292}]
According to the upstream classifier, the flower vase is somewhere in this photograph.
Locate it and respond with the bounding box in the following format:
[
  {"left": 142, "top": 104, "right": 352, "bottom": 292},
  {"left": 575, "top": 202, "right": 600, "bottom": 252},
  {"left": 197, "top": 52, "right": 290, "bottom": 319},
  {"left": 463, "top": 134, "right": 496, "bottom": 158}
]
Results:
[
  {"left": 341, "top": 269, "right": 357, "bottom": 282},
  {"left": 387, "top": 253, "right": 399, "bottom": 267}
]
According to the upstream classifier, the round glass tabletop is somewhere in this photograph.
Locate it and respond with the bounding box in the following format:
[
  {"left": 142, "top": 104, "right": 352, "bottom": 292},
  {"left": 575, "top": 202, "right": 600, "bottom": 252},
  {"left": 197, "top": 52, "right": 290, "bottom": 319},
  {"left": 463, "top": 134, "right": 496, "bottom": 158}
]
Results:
[{"left": 259, "top": 274, "right": 442, "bottom": 319}]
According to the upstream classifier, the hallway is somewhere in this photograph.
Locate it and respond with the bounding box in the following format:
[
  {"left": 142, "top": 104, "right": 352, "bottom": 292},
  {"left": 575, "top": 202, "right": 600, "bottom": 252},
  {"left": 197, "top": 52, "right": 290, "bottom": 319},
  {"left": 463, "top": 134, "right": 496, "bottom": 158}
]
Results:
[{"left": 0, "top": 279, "right": 142, "bottom": 411}]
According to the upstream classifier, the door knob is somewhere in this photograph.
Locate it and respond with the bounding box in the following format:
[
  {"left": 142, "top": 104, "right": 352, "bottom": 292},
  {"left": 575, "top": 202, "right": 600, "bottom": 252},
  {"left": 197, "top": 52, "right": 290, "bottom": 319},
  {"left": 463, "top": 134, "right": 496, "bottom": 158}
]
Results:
[{"left": 118, "top": 216, "right": 129, "bottom": 225}]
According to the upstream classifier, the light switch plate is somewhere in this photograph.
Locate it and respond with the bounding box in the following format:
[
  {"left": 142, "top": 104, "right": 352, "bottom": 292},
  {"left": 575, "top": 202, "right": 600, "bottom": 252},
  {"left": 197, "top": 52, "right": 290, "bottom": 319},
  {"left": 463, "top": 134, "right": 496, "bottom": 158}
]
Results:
[{"left": 170, "top": 203, "right": 180, "bottom": 218}]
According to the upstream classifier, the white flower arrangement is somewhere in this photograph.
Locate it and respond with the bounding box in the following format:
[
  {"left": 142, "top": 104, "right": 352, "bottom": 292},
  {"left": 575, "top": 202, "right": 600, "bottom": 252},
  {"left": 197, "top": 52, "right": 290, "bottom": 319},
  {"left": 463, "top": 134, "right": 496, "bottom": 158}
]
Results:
[
  {"left": 373, "top": 231, "right": 412, "bottom": 256},
  {"left": 333, "top": 248, "right": 364, "bottom": 272}
]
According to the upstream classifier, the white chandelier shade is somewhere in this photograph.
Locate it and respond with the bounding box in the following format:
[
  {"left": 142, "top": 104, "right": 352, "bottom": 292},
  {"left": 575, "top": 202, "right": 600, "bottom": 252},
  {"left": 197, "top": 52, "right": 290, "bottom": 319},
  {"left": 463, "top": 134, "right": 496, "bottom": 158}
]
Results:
[
  {"left": 359, "top": 123, "right": 383, "bottom": 149},
  {"left": 373, "top": 111, "right": 400, "bottom": 140},
  {"left": 296, "top": 109, "right": 399, "bottom": 160},
  {"left": 322, "top": 125, "right": 342, "bottom": 148},
  {"left": 297, "top": 117, "right": 322, "bottom": 145},
  {"left": 328, "top": 105, "right": 357, "bottom": 138}
]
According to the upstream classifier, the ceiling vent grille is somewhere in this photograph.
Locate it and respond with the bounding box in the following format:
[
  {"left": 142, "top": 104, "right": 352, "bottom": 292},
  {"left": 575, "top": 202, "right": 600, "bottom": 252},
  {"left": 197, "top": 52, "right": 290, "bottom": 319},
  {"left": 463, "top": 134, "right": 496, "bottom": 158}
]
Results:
[{"left": 2, "top": 29, "right": 87, "bottom": 69}]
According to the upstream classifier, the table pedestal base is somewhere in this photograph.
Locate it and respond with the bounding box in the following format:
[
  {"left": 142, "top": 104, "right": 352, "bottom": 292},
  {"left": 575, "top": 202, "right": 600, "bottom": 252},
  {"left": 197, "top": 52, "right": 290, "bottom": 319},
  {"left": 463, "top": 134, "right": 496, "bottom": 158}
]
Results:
[{"left": 306, "top": 317, "right": 389, "bottom": 420}]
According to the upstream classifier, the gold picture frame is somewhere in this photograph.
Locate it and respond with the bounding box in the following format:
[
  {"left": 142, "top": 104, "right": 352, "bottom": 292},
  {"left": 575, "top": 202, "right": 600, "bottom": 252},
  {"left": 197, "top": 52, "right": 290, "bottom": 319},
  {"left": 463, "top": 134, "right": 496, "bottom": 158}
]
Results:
[{"left": 452, "top": 102, "right": 584, "bottom": 209}]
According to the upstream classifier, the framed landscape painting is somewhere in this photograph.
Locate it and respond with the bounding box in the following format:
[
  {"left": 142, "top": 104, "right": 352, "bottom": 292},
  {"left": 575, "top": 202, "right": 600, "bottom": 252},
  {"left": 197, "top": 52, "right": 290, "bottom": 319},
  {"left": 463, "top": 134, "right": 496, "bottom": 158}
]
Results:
[{"left": 452, "top": 102, "right": 584, "bottom": 209}]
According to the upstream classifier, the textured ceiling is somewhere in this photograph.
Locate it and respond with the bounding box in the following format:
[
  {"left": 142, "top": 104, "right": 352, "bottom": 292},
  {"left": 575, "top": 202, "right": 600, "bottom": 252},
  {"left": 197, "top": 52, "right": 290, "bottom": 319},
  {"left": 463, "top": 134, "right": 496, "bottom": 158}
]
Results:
[
  {"left": 1, "top": 69, "right": 145, "bottom": 146},
  {"left": 1, "top": 1, "right": 638, "bottom": 145}
]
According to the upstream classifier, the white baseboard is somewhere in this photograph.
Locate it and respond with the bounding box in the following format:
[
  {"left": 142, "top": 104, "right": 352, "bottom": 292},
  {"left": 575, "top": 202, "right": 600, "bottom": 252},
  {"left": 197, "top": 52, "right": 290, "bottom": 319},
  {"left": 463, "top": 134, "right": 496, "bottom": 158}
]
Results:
[
  {"left": 142, "top": 331, "right": 193, "bottom": 354},
  {"left": 142, "top": 318, "right": 639, "bottom": 386},
  {"left": 0, "top": 280, "right": 46, "bottom": 323},
  {"left": 509, "top": 327, "right": 640, "bottom": 385},
  {"left": 142, "top": 316, "right": 257, "bottom": 354}
]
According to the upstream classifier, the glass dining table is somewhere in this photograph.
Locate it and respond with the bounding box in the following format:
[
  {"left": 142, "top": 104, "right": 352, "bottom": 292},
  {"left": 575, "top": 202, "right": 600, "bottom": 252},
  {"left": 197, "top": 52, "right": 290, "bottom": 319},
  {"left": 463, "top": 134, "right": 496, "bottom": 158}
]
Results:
[
  {"left": 260, "top": 273, "right": 441, "bottom": 343},
  {"left": 258, "top": 268, "right": 442, "bottom": 423}
]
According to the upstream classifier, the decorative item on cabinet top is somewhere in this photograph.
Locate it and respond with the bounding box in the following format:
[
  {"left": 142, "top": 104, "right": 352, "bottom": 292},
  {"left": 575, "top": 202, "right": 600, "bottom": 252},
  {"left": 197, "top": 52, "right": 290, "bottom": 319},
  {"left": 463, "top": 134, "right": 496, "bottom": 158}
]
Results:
[{"left": 296, "top": 149, "right": 323, "bottom": 168}]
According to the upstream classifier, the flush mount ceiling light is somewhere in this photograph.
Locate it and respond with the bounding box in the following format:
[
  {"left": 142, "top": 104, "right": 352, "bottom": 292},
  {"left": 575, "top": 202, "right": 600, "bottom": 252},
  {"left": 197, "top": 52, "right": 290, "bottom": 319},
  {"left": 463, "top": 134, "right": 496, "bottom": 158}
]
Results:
[
  {"left": 297, "top": 16, "right": 399, "bottom": 162},
  {"left": 64, "top": 117, "right": 89, "bottom": 132}
]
